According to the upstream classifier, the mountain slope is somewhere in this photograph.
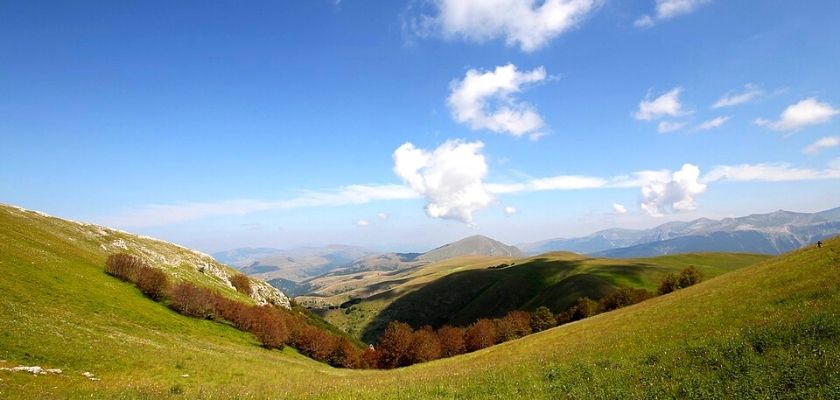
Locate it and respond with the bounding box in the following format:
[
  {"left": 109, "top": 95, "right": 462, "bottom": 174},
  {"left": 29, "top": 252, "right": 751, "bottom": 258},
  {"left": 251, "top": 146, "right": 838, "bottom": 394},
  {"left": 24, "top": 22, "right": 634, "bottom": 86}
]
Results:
[
  {"left": 1, "top": 204, "right": 839, "bottom": 398},
  {"left": 520, "top": 206, "right": 840, "bottom": 256}
]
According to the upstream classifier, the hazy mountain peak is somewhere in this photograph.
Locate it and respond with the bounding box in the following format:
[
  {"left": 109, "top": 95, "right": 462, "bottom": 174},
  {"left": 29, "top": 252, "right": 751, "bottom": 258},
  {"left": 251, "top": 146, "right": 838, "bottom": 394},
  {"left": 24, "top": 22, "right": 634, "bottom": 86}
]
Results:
[{"left": 418, "top": 235, "right": 522, "bottom": 262}]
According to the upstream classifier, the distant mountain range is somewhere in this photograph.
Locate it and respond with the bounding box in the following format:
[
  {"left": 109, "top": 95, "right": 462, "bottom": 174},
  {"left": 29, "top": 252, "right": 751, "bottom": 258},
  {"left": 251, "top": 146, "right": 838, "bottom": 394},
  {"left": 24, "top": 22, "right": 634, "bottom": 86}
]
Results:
[
  {"left": 212, "top": 245, "right": 377, "bottom": 282},
  {"left": 519, "top": 207, "right": 840, "bottom": 257}
]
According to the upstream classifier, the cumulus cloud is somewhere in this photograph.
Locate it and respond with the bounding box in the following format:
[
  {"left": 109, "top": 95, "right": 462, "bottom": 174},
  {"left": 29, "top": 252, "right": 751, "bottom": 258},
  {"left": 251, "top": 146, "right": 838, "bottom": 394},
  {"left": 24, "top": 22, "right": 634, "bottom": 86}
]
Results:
[
  {"left": 803, "top": 136, "right": 840, "bottom": 154},
  {"left": 754, "top": 98, "right": 839, "bottom": 132},
  {"left": 504, "top": 206, "right": 517, "bottom": 215},
  {"left": 356, "top": 219, "right": 370, "bottom": 227},
  {"left": 640, "top": 164, "right": 707, "bottom": 217},
  {"left": 634, "top": 87, "right": 688, "bottom": 121},
  {"left": 413, "top": 0, "right": 602, "bottom": 52},
  {"left": 635, "top": 0, "right": 710, "bottom": 28},
  {"left": 703, "top": 160, "right": 840, "bottom": 182},
  {"left": 393, "top": 140, "right": 494, "bottom": 224},
  {"left": 712, "top": 85, "right": 763, "bottom": 108},
  {"left": 658, "top": 121, "right": 687, "bottom": 133},
  {"left": 612, "top": 203, "right": 628, "bottom": 214},
  {"left": 448, "top": 64, "right": 547, "bottom": 138},
  {"left": 697, "top": 116, "right": 730, "bottom": 131}
]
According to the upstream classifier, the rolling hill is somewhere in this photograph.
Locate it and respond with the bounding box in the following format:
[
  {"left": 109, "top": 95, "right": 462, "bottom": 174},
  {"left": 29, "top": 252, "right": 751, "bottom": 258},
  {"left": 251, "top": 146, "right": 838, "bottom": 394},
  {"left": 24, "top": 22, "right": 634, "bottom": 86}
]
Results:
[
  {"left": 2, "top": 203, "right": 839, "bottom": 399},
  {"left": 519, "top": 207, "right": 840, "bottom": 256},
  {"left": 315, "top": 251, "right": 768, "bottom": 343},
  {"left": 212, "top": 245, "right": 377, "bottom": 282}
]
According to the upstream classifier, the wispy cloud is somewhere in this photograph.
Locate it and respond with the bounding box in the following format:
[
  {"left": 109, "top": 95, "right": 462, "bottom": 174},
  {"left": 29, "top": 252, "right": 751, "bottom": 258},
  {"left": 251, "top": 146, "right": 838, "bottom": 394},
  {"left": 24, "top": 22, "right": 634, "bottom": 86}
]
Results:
[
  {"left": 755, "top": 97, "right": 839, "bottom": 132},
  {"left": 696, "top": 116, "right": 730, "bottom": 131},
  {"left": 635, "top": 0, "right": 710, "bottom": 28},
  {"left": 448, "top": 64, "right": 547, "bottom": 139},
  {"left": 634, "top": 87, "right": 688, "bottom": 121},
  {"left": 658, "top": 120, "right": 687, "bottom": 133},
  {"left": 410, "top": 0, "right": 602, "bottom": 52},
  {"left": 100, "top": 184, "right": 418, "bottom": 228},
  {"left": 803, "top": 136, "right": 840, "bottom": 154},
  {"left": 703, "top": 159, "right": 840, "bottom": 182},
  {"left": 712, "top": 84, "right": 763, "bottom": 108}
]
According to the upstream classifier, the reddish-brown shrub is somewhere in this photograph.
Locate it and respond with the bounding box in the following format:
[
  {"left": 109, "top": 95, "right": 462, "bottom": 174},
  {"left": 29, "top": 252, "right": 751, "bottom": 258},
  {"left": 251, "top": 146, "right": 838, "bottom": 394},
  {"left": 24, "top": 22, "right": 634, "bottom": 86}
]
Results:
[
  {"left": 168, "top": 282, "right": 218, "bottom": 319},
  {"left": 465, "top": 319, "right": 497, "bottom": 352},
  {"left": 376, "top": 321, "right": 415, "bottom": 369},
  {"left": 410, "top": 326, "right": 442, "bottom": 363},
  {"left": 599, "top": 287, "right": 654, "bottom": 312},
  {"left": 556, "top": 297, "right": 600, "bottom": 324},
  {"left": 530, "top": 306, "right": 556, "bottom": 332},
  {"left": 134, "top": 266, "right": 169, "bottom": 300},
  {"left": 105, "top": 253, "right": 147, "bottom": 281},
  {"left": 361, "top": 346, "right": 379, "bottom": 369},
  {"left": 436, "top": 325, "right": 466, "bottom": 357},
  {"left": 329, "top": 339, "right": 363, "bottom": 368},
  {"left": 496, "top": 311, "right": 533, "bottom": 342},
  {"left": 250, "top": 306, "right": 290, "bottom": 349},
  {"left": 230, "top": 273, "right": 252, "bottom": 295}
]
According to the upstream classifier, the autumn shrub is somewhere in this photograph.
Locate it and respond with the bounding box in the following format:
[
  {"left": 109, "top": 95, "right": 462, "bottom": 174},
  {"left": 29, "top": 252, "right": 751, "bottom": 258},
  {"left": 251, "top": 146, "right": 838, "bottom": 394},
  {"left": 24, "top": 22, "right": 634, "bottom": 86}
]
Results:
[
  {"left": 530, "top": 306, "right": 556, "bottom": 332},
  {"left": 361, "top": 346, "right": 379, "bottom": 369},
  {"left": 168, "top": 282, "right": 218, "bottom": 319},
  {"left": 230, "top": 273, "right": 252, "bottom": 295},
  {"left": 436, "top": 325, "right": 466, "bottom": 357},
  {"left": 250, "top": 306, "right": 290, "bottom": 349},
  {"left": 557, "top": 297, "right": 600, "bottom": 324},
  {"left": 377, "top": 321, "right": 415, "bottom": 369},
  {"left": 410, "top": 326, "right": 442, "bottom": 363},
  {"left": 134, "top": 266, "right": 169, "bottom": 300},
  {"left": 329, "top": 339, "right": 364, "bottom": 368},
  {"left": 599, "top": 288, "right": 654, "bottom": 312},
  {"left": 105, "top": 253, "right": 147, "bottom": 281},
  {"left": 465, "top": 319, "right": 497, "bottom": 352},
  {"left": 495, "top": 311, "right": 532, "bottom": 342}
]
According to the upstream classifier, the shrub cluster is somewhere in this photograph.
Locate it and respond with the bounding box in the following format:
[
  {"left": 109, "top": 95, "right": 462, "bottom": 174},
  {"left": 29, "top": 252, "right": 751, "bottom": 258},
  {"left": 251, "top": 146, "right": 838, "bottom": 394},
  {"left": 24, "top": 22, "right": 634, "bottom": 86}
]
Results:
[
  {"left": 104, "top": 253, "right": 370, "bottom": 369},
  {"left": 230, "top": 273, "right": 252, "bottom": 295},
  {"left": 658, "top": 266, "right": 704, "bottom": 295}
]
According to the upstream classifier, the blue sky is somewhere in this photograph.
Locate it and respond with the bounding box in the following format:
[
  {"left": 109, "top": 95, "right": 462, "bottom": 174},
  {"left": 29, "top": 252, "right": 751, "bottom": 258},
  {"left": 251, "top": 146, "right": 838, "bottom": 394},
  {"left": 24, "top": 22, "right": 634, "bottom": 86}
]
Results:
[{"left": 1, "top": 0, "right": 839, "bottom": 252}]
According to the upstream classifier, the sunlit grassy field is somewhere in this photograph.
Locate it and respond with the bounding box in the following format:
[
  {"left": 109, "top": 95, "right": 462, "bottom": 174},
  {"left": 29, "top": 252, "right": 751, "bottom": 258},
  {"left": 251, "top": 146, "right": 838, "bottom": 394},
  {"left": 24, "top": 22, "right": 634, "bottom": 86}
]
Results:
[{"left": 2, "top": 204, "right": 839, "bottom": 399}]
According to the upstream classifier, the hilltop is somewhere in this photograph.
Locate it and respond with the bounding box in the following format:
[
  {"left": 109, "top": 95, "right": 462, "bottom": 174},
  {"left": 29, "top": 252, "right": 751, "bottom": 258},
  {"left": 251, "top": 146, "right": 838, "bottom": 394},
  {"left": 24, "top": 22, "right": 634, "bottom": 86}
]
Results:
[
  {"left": 417, "top": 235, "right": 522, "bottom": 262},
  {"left": 1, "top": 203, "right": 839, "bottom": 398}
]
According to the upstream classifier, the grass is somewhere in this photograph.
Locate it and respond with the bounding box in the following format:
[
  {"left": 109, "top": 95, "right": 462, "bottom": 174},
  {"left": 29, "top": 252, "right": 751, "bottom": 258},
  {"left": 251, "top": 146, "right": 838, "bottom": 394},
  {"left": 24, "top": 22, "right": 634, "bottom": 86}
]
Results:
[{"left": 1, "top": 204, "right": 839, "bottom": 398}]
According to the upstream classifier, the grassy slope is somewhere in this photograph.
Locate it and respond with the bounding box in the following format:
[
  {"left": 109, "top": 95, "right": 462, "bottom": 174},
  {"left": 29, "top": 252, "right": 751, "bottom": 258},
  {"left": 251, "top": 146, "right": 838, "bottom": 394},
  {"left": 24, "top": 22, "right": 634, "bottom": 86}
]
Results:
[
  {"left": 1, "top": 206, "right": 839, "bottom": 399},
  {"left": 320, "top": 251, "right": 767, "bottom": 342}
]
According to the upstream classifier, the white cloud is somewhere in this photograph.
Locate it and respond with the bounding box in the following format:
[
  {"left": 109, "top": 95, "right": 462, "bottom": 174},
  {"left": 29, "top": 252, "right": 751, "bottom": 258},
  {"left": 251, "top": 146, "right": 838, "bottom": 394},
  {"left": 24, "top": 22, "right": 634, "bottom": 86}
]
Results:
[
  {"left": 697, "top": 116, "right": 730, "bottom": 131},
  {"left": 658, "top": 120, "right": 687, "bottom": 133},
  {"left": 640, "top": 164, "right": 707, "bottom": 217},
  {"left": 634, "top": 87, "right": 688, "bottom": 121},
  {"left": 448, "top": 64, "right": 547, "bottom": 138},
  {"left": 803, "top": 136, "right": 840, "bottom": 154},
  {"left": 712, "top": 85, "right": 763, "bottom": 108},
  {"left": 703, "top": 160, "right": 840, "bottom": 183},
  {"left": 100, "top": 184, "right": 418, "bottom": 228},
  {"left": 415, "top": 0, "right": 602, "bottom": 52},
  {"left": 755, "top": 98, "right": 839, "bottom": 132},
  {"left": 377, "top": 212, "right": 390, "bottom": 220},
  {"left": 612, "top": 203, "right": 628, "bottom": 214},
  {"left": 504, "top": 206, "right": 517, "bottom": 215},
  {"left": 356, "top": 219, "right": 370, "bottom": 227},
  {"left": 393, "top": 140, "right": 494, "bottom": 224},
  {"left": 635, "top": 0, "right": 710, "bottom": 28},
  {"left": 486, "top": 175, "right": 607, "bottom": 194}
]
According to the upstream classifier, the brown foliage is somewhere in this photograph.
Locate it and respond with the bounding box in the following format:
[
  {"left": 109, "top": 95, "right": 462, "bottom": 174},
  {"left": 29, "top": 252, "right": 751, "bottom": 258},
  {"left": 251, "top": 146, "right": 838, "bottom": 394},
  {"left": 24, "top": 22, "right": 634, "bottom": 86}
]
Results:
[
  {"left": 436, "top": 325, "right": 466, "bottom": 357},
  {"left": 105, "top": 253, "right": 147, "bottom": 281},
  {"left": 377, "top": 321, "right": 415, "bottom": 369},
  {"left": 329, "top": 339, "right": 364, "bottom": 368},
  {"left": 410, "top": 327, "right": 442, "bottom": 363},
  {"left": 134, "top": 266, "right": 169, "bottom": 300},
  {"left": 230, "top": 273, "right": 252, "bottom": 295},
  {"left": 361, "top": 346, "right": 379, "bottom": 369},
  {"left": 557, "top": 297, "right": 599, "bottom": 325},
  {"left": 167, "top": 282, "right": 218, "bottom": 319},
  {"left": 465, "top": 319, "right": 497, "bottom": 352},
  {"left": 659, "top": 266, "right": 704, "bottom": 295},
  {"left": 250, "top": 306, "right": 290, "bottom": 349},
  {"left": 496, "top": 311, "right": 533, "bottom": 342},
  {"left": 658, "top": 273, "right": 679, "bottom": 295},
  {"left": 599, "top": 287, "right": 654, "bottom": 312}
]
